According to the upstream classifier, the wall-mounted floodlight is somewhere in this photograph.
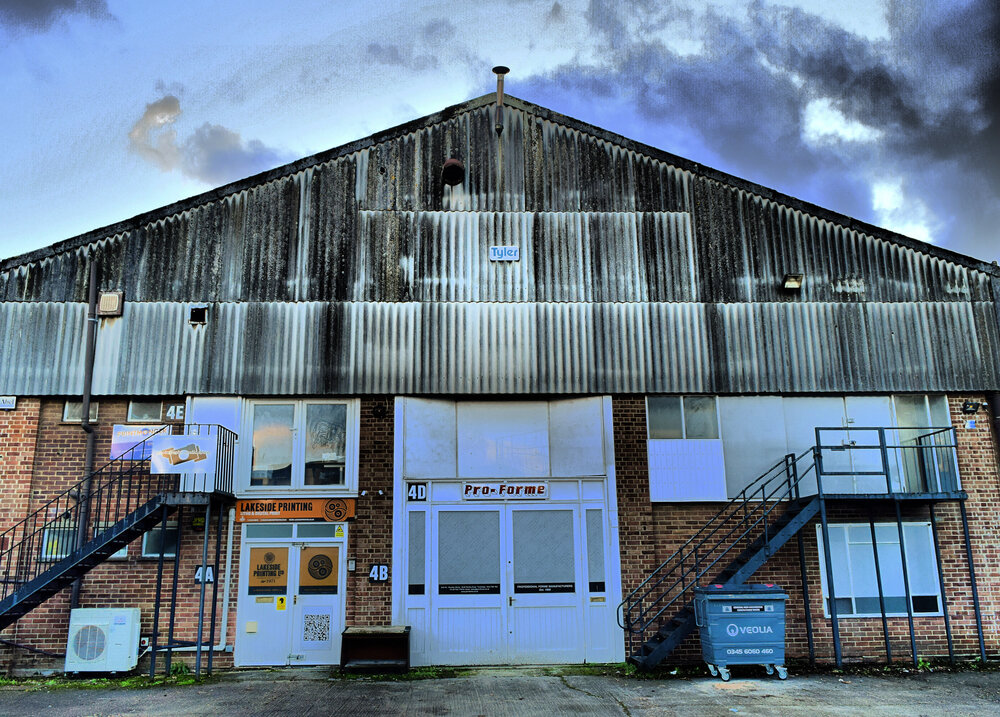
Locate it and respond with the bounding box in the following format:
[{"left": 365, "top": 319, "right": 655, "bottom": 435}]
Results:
[
  {"left": 962, "top": 400, "right": 982, "bottom": 415},
  {"left": 97, "top": 291, "right": 124, "bottom": 317},
  {"left": 782, "top": 273, "right": 804, "bottom": 291}
]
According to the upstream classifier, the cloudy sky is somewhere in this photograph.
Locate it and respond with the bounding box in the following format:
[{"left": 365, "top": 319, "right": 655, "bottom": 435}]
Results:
[{"left": 1, "top": 0, "right": 997, "bottom": 262}]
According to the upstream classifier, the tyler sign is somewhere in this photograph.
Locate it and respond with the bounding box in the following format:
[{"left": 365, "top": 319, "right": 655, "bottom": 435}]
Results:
[
  {"left": 462, "top": 482, "right": 548, "bottom": 500},
  {"left": 149, "top": 434, "right": 217, "bottom": 475},
  {"left": 488, "top": 246, "right": 519, "bottom": 261}
]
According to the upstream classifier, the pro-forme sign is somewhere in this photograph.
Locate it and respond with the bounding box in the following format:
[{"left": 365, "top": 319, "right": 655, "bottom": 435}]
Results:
[
  {"left": 462, "top": 482, "right": 548, "bottom": 500},
  {"left": 149, "top": 434, "right": 217, "bottom": 475},
  {"left": 110, "top": 424, "right": 167, "bottom": 460}
]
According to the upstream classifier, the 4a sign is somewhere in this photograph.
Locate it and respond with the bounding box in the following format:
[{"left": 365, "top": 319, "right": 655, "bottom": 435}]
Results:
[
  {"left": 462, "top": 482, "right": 548, "bottom": 500},
  {"left": 194, "top": 565, "right": 215, "bottom": 584}
]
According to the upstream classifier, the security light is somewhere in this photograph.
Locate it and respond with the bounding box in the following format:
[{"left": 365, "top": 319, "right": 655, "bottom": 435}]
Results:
[
  {"left": 97, "top": 291, "right": 124, "bottom": 317},
  {"left": 782, "top": 273, "right": 804, "bottom": 291}
]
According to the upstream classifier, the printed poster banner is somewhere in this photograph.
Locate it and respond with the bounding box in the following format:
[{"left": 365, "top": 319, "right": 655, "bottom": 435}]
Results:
[
  {"left": 110, "top": 424, "right": 167, "bottom": 460},
  {"left": 248, "top": 547, "right": 288, "bottom": 596},
  {"left": 235, "top": 498, "right": 356, "bottom": 523},
  {"left": 299, "top": 546, "right": 339, "bottom": 595},
  {"left": 149, "top": 434, "right": 217, "bottom": 475}
]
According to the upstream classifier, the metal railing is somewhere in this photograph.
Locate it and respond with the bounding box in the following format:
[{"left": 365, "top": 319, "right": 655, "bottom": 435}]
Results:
[
  {"left": 814, "top": 426, "right": 960, "bottom": 495},
  {"left": 619, "top": 425, "right": 963, "bottom": 656},
  {"left": 617, "top": 449, "right": 815, "bottom": 655},
  {"left": 0, "top": 424, "right": 236, "bottom": 604}
]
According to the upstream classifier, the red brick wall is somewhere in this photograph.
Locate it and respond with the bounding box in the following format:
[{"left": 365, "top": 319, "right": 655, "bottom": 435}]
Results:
[
  {"left": 344, "top": 397, "right": 394, "bottom": 626},
  {"left": 615, "top": 394, "right": 1000, "bottom": 665},
  {"left": 1, "top": 398, "right": 236, "bottom": 674},
  {"left": 0, "top": 399, "right": 40, "bottom": 535}
]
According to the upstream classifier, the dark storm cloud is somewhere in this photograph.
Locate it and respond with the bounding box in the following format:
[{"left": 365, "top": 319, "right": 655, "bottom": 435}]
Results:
[
  {"left": 128, "top": 95, "right": 293, "bottom": 185},
  {"left": 518, "top": 0, "right": 999, "bottom": 259},
  {"left": 0, "top": 0, "right": 109, "bottom": 30}
]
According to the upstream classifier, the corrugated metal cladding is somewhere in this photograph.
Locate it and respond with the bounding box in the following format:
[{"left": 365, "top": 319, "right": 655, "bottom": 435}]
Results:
[
  {"left": 3, "top": 300, "right": 997, "bottom": 396},
  {"left": 0, "top": 94, "right": 998, "bottom": 395}
]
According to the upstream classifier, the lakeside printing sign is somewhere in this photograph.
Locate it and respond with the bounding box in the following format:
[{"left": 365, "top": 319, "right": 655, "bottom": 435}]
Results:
[
  {"left": 149, "top": 434, "right": 217, "bottom": 475},
  {"left": 235, "top": 498, "right": 356, "bottom": 523},
  {"left": 110, "top": 424, "right": 168, "bottom": 460},
  {"left": 248, "top": 547, "right": 287, "bottom": 595}
]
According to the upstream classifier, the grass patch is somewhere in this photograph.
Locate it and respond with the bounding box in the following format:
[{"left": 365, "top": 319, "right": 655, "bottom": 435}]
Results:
[
  {"left": 0, "top": 672, "right": 214, "bottom": 691},
  {"left": 336, "top": 665, "right": 472, "bottom": 681}
]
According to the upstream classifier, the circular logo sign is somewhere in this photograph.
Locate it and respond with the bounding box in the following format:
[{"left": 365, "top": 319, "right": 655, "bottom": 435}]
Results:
[
  {"left": 264, "top": 551, "right": 276, "bottom": 564},
  {"left": 324, "top": 499, "right": 348, "bottom": 522},
  {"left": 726, "top": 623, "right": 739, "bottom": 638},
  {"left": 308, "top": 554, "right": 334, "bottom": 580}
]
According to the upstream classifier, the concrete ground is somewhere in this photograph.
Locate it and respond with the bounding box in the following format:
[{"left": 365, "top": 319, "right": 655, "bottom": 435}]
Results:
[{"left": 2, "top": 666, "right": 1000, "bottom": 717}]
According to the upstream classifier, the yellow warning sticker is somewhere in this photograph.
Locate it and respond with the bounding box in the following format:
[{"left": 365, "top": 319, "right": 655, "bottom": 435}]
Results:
[
  {"left": 276, "top": 596, "right": 287, "bottom": 611},
  {"left": 334, "top": 525, "right": 344, "bottom": 538}
]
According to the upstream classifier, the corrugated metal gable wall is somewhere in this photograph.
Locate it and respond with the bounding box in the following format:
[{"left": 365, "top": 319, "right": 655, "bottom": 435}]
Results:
[{"left": 1, "top": 100, "right": 997, "bottom": 395}]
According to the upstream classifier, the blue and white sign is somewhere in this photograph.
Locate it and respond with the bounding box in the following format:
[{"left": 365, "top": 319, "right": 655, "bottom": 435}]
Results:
[
  {"left": 488, "top": 245, "right": 520, "bottom": 262},
  {"left": 149, "top": 434, "right": 217, "bottom": 475},
  {"left": 110, "top": 424, "right": 167, "bottom": 459},
  {"left": 0, "top": 396, "right": 15, "bottom": 410}
]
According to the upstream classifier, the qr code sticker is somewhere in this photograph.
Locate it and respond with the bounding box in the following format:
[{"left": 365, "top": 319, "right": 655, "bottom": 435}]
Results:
[{"left": 302, "top": 613, "right": 330, "bottom": 643}]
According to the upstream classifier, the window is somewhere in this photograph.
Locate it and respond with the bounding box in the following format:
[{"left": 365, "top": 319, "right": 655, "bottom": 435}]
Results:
[
  {"left": 41, "top": 524, "right": 76, "bottom": 561},
  {"left": 94, "top": 524, "right": 128, "bottom": 560},
  {"left": 244, "top": 400, "right": 357, "bottom": 492},
  {"left": 128, "top": 401, "right": 162, "bottom": 422},
  {"left": 647, "top": 396, "right": 719, "bottom": 439},
  {"left": 63, "top": 401, "right": 98, "bottom": 423},
  {"left": 142, "top": 522, "right": 179, "bottom": 559},
  {"left": 817, "top": 522, "right": 941, "bottom": 617},
  {"left": 646, "top": 396, "right": 725, "bottom": 501}
]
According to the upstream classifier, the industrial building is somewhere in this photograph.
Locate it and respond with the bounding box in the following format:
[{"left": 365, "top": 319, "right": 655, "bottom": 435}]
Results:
[{"left": 1, "top": 89, "right": 998, "bottom": 674}]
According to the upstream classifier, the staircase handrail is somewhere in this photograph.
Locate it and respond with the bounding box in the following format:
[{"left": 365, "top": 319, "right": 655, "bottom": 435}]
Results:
[{"left": 617, "top": 448, "right": 815, "bottom": 633}]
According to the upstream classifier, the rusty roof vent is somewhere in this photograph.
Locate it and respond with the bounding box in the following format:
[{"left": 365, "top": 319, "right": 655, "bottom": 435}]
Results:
[
  {"left": 492, "top": 65, "right": 509, "bottom": 136},
  {"left": 442, "top": 158, "right": 465, "bottom": 187}
]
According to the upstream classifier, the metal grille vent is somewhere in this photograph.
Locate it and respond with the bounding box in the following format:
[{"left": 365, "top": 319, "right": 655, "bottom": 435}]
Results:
[{"left": 72, "top": 624, "right": 107, "bottom": 661}]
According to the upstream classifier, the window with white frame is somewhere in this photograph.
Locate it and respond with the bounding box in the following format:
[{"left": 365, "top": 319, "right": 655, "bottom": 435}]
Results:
[
  {"left": 646, "top": 396, "right": 726, "bottom": 501},
  {"left": 817, "top": 522, "right": 942, "bottom": 617},
  {"left": 243, "top": 400, "right": 357, "bottom": 492},
  {"left": 142, "top": 522, "right": 179, "bottom": 559},
  {"left": 128, "top": 401, "right": 162, "bottom": 422},
  {"left": 41, "top": 524, "right": 76, "bottom": 561},
  {"left": 63, "top": 401, "right": 98, "bottom": 423},
  {"left": 94, "top": 523, "right": 128, "bottom": 560}
]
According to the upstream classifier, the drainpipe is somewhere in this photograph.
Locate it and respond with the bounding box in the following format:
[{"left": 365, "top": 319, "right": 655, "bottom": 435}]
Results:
[{"left": 70, "top": 259, "right": 99, "bottom": 610}]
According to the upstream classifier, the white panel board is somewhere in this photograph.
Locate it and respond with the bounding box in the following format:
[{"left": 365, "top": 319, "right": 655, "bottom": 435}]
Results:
[
  {"left": 719, "top": 396, "right": 787, "bottom": 498},
  {"left": 648, "top": 439, "right": 726, "bottom": 501},
  {"left": 403, "top": 398, "right": 457, "bottom": 478},
  {"left": 188, "top": 397, "right": 241, "bottom": 434},
  {"left": 457, "top": 402, "right": 549, "bottom": 478},
  {"left": 783, "top": 397, "right": 848, "bottom": 494},
  {"left": 549, "top": 397, "right": 605, "bottom": 477}
]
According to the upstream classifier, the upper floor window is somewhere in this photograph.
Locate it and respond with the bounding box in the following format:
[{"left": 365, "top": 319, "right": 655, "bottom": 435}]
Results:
[
  {"left": 647, "top": 396, "right": 719, "bottom": 439},
  {"left": 128, "top": 401, "right": 162, "bottom": 422},
  {"left": 63, "top": 401, "right": 99, "bottom": 423},
  {"left": 243, "top": 400, "right": 358, "bottom": 493}
]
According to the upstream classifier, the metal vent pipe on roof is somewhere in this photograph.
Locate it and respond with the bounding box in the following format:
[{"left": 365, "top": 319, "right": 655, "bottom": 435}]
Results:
[{"left": 493, "top": 65, "right": 509, "bottom": 135}]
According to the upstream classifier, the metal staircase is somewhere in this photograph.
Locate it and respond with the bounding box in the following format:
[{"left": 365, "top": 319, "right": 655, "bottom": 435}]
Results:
[
  {"left": 0, "top": 424, "right": 235, "bottom": 631},
  {"left": 620, "top": 450, "right": 818, "bottom": 670},
  {"left": 620, "top": 425, "right": 974, "bottom": 670}
]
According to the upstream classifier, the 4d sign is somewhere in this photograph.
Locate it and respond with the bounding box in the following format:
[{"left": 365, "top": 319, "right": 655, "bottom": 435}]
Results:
[{"left": 406, "top": 483, "right": 427, "bottom": 502}]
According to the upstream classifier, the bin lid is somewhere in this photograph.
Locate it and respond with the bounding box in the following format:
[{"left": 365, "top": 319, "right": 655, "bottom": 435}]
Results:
[{"left": 693, "top": 583, "right": 788, "bottom": 598}]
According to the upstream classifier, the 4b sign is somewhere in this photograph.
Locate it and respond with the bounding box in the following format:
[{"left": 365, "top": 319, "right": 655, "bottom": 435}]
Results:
[{"left": 369, "top": 564, "right": 389, "bottom": 582}]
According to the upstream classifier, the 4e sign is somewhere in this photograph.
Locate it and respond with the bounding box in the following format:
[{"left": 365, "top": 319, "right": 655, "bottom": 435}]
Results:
[{"left": 369, "top": 564, "right": 389, "bottom": 582}]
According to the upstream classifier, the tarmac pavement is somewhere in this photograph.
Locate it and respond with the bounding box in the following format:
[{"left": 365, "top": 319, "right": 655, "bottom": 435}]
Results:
[{"left": 2, "top": 666, "right": 1000, "bottom": 716}]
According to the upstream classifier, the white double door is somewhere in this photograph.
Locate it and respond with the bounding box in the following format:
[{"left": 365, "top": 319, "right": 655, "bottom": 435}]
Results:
[
  {"left": 415, "top": 502, "right": 615, "bottom": 665},
  {"left": 235, "top": 537, "right": 344, "bottom": 666}
]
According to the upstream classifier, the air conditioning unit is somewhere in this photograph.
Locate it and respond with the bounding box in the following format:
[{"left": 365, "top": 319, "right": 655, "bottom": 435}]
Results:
[{"left": 65, "top": 608, "right": 141, "bottom": 673}]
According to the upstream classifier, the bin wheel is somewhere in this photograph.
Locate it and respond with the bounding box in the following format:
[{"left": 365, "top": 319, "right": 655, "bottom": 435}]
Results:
[
  {"left": 765, "top": 664, "right": 775, "bottom": 675},
  {"left": 776, "top": 666, "right": 788, "bottom": 680},
  {"left": 707, "top": 664, "right": 718, "bottom": 677},
  {"left": 719, "top": 667, "right": 731, "bottom": 682}
]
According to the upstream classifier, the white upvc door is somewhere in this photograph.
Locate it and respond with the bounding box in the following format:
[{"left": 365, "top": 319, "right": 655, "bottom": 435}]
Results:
[
  {"left": 506, "top": 505, "right": 586, "bottom": 663},
  {"left": 428, "top": 506, "right": 507, "bottom": 665},
  {"left": 235, "top": 532, "right": 345, "bottom": 667}
]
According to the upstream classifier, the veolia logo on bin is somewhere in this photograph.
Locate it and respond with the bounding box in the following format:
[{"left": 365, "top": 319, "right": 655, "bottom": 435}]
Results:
[{"left": 726, "top": 623, "right": 774, "bottom": 637}]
